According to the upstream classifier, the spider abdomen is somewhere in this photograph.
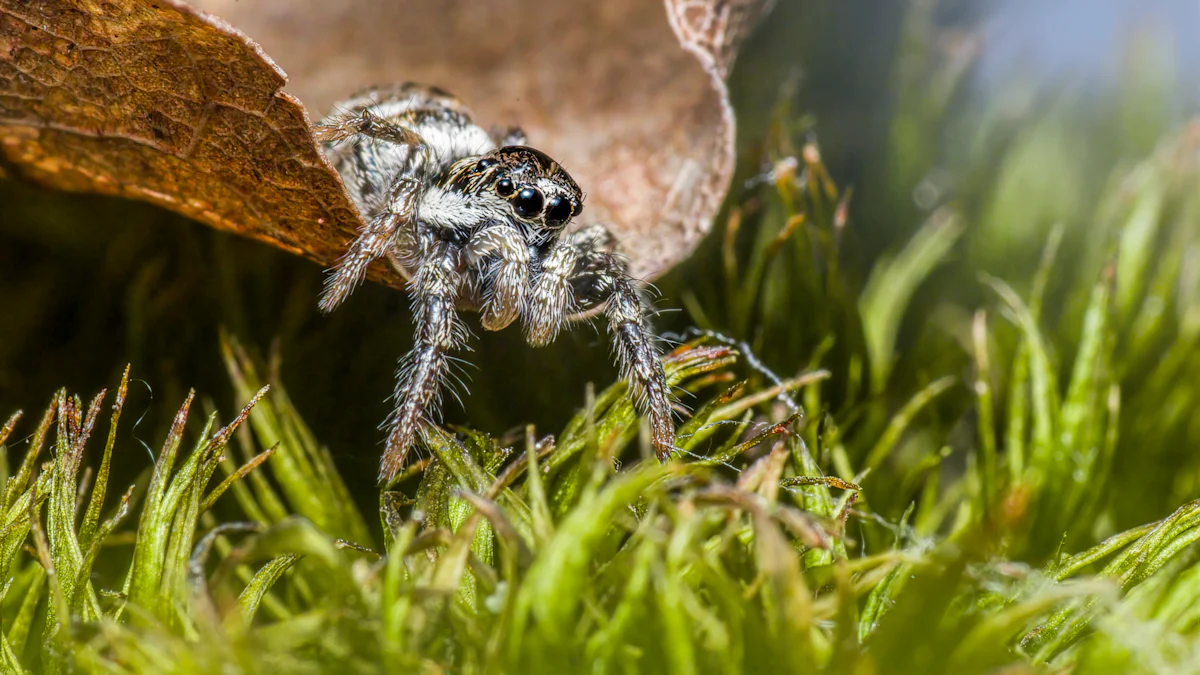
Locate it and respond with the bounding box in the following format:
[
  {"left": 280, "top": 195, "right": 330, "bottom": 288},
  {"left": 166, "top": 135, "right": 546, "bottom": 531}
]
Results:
[{"left": 320, "top": 84, "right": 497, "bottom": 222}]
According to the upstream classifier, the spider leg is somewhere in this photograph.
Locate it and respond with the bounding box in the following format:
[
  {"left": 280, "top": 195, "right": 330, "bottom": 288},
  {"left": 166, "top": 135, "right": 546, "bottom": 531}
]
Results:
[
  {"left": 556, "top": 226, "right": 675, "bottom": 461},
  {"left": 525, "top": 243, "right": 579, "bottom": 346},
  {"left": 464, "top": 223, "right": 531, "bottom": 331},
  {"left": 381, "top": 230, "right": 467, "bottom": 482},
  {"left": 317, "top": 109, "right": 429, "bottom": 313},
  {"left": 526, "top": 223, "right": 616, "bottom": 340},
  {"left": 318, "top": 177, "right": 420, "bottom": 313},
  {"left": 316, "top": 108, "right": 427, "bottom": 147}
]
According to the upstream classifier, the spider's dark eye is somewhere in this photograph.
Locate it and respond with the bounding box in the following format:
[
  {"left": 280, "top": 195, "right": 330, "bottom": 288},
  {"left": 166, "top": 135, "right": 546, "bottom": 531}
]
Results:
[
  {"left": 496, "top": 178, "right": 515, "bottom": 197},
  {"left": 545, "top": 196, "right": 574, "bottom": 227},
  {"left": 513, "top": 187, "right": 544, "bottom": 218},
  {"left": 477, "top": 158, "right": 496, "bottom": 170}
]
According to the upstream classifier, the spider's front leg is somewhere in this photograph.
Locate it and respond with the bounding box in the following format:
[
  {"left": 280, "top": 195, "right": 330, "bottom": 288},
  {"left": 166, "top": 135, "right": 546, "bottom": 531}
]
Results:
[
  {"left": 464, "top": 223, "right": 530, "bottom": 331},
  {"left": 382, "top": 230, "right": 467, "bottom": 482},
  {"left": 591, "top": 261, "right": 675, "bottom": 462},
  {"left": 526, "top": 242, "right": 578, "bottom": 346},
  {"left": 541, "top": 225, "right": 675, "bottom": 461},
  {"left": 318, "top": 178, "right": 419, "bottom": 313},
  {"left": 316, "top": 109, "right": 428, "bottom": 313}
]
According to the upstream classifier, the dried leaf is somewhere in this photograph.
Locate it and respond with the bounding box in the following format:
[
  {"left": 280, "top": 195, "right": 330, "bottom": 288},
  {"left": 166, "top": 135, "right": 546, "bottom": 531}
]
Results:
[
  {"left": 0, "top": 0, "right": 368, "bottom": 278},
  {"left": 1, "top": 0, "right": 772, "bottom": 283}
]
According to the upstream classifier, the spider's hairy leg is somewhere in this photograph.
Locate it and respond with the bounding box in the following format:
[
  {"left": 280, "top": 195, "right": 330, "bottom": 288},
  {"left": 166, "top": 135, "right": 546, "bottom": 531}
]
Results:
[
  {"left": 527, "top": 223, "right": 616, "bottom": 343},
  {"left": 316, "top": 108, "right": 427, "bottom": 147},
  {"left": 564, "top": 230, "right": 674, "bottom": 461},
  {"left": 318, "top": 179, "right": 418, "bottom": 313},
  {"left": 464, "top": 224, "right": 530, "bottom": 331},
  {"left": 526, "top": 243, "right": 578, "bottom": 346},
  {"left": 600, "top": 266, "right": 674, "bottom": 462},
  {"left": 317, "top": 107, "right": 429, "bottom": 313},
  {"left": 382, "top": 233, "right": 467, "bottom": 482}
]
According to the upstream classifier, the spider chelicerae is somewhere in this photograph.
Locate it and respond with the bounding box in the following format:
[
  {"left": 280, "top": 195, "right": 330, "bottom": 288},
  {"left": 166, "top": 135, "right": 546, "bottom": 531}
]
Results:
[{"left": 315, "top": 83, "right": 674, "bottom": 482}]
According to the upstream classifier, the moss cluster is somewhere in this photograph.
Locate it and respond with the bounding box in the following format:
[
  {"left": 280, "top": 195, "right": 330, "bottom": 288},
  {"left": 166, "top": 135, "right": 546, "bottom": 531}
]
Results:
[{"left": 5, "top": 1, "right": 1200, "bottom": 672}]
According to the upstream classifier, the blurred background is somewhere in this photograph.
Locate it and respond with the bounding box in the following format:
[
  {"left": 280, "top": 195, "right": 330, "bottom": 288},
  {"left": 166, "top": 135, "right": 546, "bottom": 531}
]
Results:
[{"left": 3, "top": 0, "right": 1200, "bottom": 542}]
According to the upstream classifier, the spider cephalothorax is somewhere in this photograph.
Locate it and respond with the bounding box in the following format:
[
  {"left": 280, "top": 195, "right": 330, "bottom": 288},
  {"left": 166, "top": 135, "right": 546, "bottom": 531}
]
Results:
[
  {"left": 316, "top": 83, "right": 673, "bottom": 482},
  {"left": 428, "top": 146, "right": 584, "bottom": 246}
]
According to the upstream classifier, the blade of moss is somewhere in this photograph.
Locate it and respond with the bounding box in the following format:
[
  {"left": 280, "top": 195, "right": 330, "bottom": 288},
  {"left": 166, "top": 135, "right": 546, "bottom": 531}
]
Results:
[
  {"left": 125, "top": 393, "right": 201, "bottom": 619},
  {"left": 859, "top": 211, "right": 962, "bottom": 392},
  {"left": 1114, "top": 165, "right": 1166, "bottom": 322},
  {"left": 201, "top": 444, "right": 278, "bottom": 514},
  {"left": 971, "top": 311, "right": 998, "bottom": 515},
  {"left": 1059, "top": 268, "right": 1115, "bottom": 517},
  {"left": 0, "top": 410, "right": 20, "bottom": 463},
  {"left": 80, "top": 366, "right": 129, "bottom": 548},
  {"left": 863, "top": 376, "right": 956, "bottom": 473},
  {"left": 987, "top": 276, "right": 1061, "bottom": 482},
  {"left": 382, "top": 521, "right": 418, "bottom": 660},
  {"left": 71, "top": 485, "right": 134, "bottom": 617},
  {"left": 238, "top": 554, "right": 302, "bottom": 623},
  {"left": 3, "top": 398, "right": 55, "bottom": 513},
  {"left": 4, "top": 564, "right": 44, "bottom": 667}
]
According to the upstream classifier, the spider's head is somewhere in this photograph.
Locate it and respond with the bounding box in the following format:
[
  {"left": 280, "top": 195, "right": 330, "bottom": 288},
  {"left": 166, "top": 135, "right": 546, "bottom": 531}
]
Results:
[{"left": 444, "top": 146, "right": 584, "bottom": 234}]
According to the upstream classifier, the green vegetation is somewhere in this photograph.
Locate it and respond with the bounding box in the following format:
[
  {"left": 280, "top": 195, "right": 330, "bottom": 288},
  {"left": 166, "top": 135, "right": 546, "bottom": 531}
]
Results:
[{"left": 5, "top": 2, "right": 1200, "bottom": 673}]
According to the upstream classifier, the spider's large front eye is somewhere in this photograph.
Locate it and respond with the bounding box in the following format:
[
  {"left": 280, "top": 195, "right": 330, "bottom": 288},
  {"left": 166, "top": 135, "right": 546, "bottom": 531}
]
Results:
[
  {"left": 545, "top": 196, "right": 574, "bottom": 227},
  {"left": 513, "top": 187, "right": 544, "bottom": 218}
]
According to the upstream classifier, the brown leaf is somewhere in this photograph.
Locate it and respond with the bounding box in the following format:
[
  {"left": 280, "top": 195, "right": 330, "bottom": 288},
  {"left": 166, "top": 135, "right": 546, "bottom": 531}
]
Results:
[{"left": 1, "top": 0, "right": 773, "bottom": 286}]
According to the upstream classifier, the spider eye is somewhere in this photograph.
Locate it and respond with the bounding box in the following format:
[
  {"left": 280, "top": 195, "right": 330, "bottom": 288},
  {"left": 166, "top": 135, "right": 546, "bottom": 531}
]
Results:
[
  {"left": 512, "top": 187, "right": 544, "bottom": 218},
  {"left": 496, "top": 178, "right": 515, "bottom": 197},
  {"left": 545, "top": 196, "right": 574, "bottom": 227},
  {"left": 477, "top": 158, "right": 496, "bottom": 170}
]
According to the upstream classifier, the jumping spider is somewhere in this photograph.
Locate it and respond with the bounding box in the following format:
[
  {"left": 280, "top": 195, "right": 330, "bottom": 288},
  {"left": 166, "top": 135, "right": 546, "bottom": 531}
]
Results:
[{"left": 316, "top": 83, "right": 674, "bottom": 482}]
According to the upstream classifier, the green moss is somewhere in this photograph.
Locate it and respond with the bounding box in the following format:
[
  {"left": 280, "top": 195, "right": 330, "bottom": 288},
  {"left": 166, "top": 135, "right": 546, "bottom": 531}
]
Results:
[{"left": 6, "top": 2, "right": 1200, "bottom": 673}]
